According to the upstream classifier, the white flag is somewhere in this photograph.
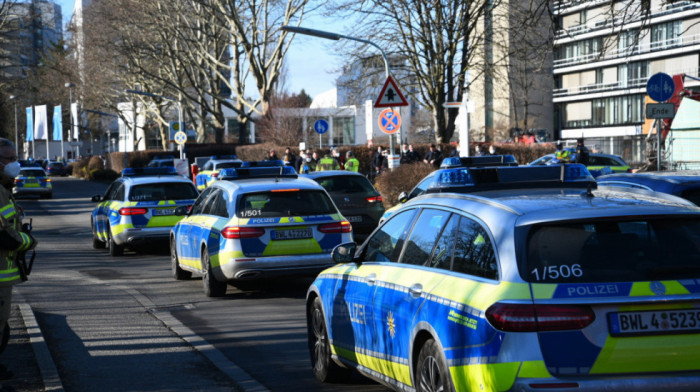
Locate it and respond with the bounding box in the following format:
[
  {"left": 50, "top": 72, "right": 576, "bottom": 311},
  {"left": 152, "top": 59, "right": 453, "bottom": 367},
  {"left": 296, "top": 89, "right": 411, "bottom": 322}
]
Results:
[
  {"left": 34, "top": 105, "right": 48, "bottom": 140},
  {"left": 71, "top": 102, "right": 79, "bottom": 140}
]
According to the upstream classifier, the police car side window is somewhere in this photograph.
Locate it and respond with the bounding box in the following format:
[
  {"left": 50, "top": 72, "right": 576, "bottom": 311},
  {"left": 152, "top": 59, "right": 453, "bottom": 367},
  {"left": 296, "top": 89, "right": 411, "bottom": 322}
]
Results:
[
  {"left": 400, "top": 209, "right": 452, "bottom": 266},
  {"left": 114, "top": 184, "right": 126, "bottom": 201},
  {"left": 191, "top": 187, "right": 216, "bottom": 215},
  {"left": 409, "top": 176, "right": 432, "bottom": 199},
  {"left": 201, "top": 189, "right": 223, "bottom": 216},
  {"left": 364, "top": 209, "right": 418, "bottom": 263},
  {"left": 452, "top": 217, "right": 498, "bottom": 280},
  {"left": 103, "top": 183, "right": 118, "bottom": 201},
  {"left": 429, "top": 214, "right": 460, "bottom": 270},
  {"left": 210, "top": 190, "right": 229, "bottom": 218}
]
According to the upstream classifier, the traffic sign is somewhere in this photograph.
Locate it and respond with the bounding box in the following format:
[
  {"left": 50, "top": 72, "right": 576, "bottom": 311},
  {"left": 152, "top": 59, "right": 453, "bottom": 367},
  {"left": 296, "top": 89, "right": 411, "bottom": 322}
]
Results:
[
  {"left": 378, "top": 108, "right": 401, "bottom": 134},
  {"left": 646, "top": 103, "right": 675, "bottom": 119},
  {"left": 646, "top": 73, "right": 675, "bottom": 102},
  {"left": 174, "top": 131, "right": 187, "bottom": 145},
  {"left": 314, "top": 119, "right": 329, "bottom": 134},
  {"left": 374, "top": 76, "right": 408, "bottom": 108}
]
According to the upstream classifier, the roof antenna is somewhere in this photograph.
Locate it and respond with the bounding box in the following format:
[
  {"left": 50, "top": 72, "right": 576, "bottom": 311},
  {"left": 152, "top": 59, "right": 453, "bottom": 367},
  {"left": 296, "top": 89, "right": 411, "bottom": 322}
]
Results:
[{"left": 587, "top": 182, "right": 595, "bottom": 198}]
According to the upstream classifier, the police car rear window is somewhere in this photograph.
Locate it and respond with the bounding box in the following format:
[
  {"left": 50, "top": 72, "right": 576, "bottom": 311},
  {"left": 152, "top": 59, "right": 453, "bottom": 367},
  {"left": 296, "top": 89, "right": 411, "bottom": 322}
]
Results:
[
  {"left": 128, "top": 182, "right": 198, "bottom": 201},
  {"left": 238, "top": 190, "right": 336, "bottom": 218},
  {"left": 21, "top": 169, "right": 46, "bottom": 177},
  {"left": 522, "top": 217, "right": 700, "bottom": 283},
  {"left": 316, "top": 176, "right": 376, "bottom": 194}
]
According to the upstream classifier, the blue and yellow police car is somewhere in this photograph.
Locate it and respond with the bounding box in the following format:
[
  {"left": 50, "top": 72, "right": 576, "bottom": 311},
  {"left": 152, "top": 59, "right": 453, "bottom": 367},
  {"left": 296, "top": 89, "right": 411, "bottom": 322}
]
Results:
[
  {"left": 14, "top": 167, "right": 52, "bottom": 199},
  {"left": 91, "top": 167, "right": 199, "bottom": 256},
  {"left": 170, "top": 161, "right": 353, "bottom": 297},
  {"left": 598, "top": 170, "right": 700, "bottom": 206},
  {"left": 194, "top": 155, "right": 243, "bottom": 191},
  {"left": 307, "top": 164, "right": 700, "bottom": 392}
]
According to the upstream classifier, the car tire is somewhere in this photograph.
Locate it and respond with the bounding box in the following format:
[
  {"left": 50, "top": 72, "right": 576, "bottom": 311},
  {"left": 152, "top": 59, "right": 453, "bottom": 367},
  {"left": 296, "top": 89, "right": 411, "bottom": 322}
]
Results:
[
  {"left": 91, "top": 220, "right": 106, "bottom": 249},
  {"left": 308, "top": 297, "right": 349, "bottom": 383},
  {"left": 201, "top": 248, "right": 226, "bottom": 297},
  {"left": 108, "top": 226, "right": 124, "bottom": 257},
  {"left": 415, "top": 339, "right": 454, "bottom": 392},
  {"left": 171, "top": 237, "right": 191, "bottom": 280}
]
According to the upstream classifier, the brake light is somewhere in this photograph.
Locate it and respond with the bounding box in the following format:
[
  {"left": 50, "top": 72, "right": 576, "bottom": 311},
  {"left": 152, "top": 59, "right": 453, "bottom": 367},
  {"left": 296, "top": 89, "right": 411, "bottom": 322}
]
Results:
[
  {"left": 212, "top": 172, "right": 219, "bottom": 178},
  {"left": 626, "top": 168, "right": 633, "bottom": 173},
  {"left": 14, "top": 179, "right": 22, "bottom": 184},
  {"left": 222, "top": 226, "right": 265, "bottom": 239},
  {"left": 485, "top": 303, "right": 595, "bottom": 332},
  {"left": 119, "top": 207, "right": 148, "bottom": 215},
  {"left": 318, "top": 221, "right": 352, "bottom": 234},
  {"left": 366, "top": 196, "right": 383, "bottom": 203}
]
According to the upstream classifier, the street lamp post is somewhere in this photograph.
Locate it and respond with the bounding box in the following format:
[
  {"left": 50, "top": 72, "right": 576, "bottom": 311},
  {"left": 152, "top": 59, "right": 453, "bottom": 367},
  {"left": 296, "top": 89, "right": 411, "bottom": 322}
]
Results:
[
  {"left": 125, "top": 89, "right": 183, "bottom": 159},
  {"left": 281, "top": 25, "right": 397, "bottom": 158},
  {"left": 65, "top": 83, "right": 76, "bottom": 159},
  {"left": 9, "top": 95, "right": 18, "bottom": 156}
]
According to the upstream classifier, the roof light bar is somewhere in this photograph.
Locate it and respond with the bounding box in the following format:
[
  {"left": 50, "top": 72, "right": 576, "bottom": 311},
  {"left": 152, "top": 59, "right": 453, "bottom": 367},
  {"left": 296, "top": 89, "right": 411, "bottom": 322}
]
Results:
[
  {"left": 440, "top": 155, "right": 518, "bottom": 168},
  {"left": 122, "top": 167, "right": 178, "bottom": 177}
]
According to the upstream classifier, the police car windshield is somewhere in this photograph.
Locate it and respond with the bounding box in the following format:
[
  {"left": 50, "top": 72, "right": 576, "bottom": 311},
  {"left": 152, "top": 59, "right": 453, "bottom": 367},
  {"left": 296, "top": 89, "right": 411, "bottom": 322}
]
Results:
[
  {"left": 522, "top": 217, "right": 700, "bottom": 283},
  {"left": 316, "top": 176, "right": 376, "bottom": 194},
  {"left": 238, "top": 190, "right": 336, "bottom": 218},
  {"left": 128, "top": 183, "right": 198, "bottom": 201},
  {"left": 216, "top": 162, "right": 243, "bottom": 169}
]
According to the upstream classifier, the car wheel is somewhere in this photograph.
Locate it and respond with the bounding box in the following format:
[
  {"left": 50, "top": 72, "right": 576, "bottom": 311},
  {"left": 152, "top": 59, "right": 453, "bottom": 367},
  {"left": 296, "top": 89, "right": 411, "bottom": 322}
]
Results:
[
  {"left": 108, "top": 226, "right": 124, "bottom": 257},
  {"left": 171, "top": 237, "right": 191, "bottom": 280},
  {"left": 308, "top": 297, "right": 349, "bottom": 382},
  {"left": 415, "top": 339, "right": 454, "bottom": 392},
  {"left": 91, "top": 220, "right": 106, "bottom": 249},
  {"left": 201, "top": 248, "right": 226, "bottom": 297}
]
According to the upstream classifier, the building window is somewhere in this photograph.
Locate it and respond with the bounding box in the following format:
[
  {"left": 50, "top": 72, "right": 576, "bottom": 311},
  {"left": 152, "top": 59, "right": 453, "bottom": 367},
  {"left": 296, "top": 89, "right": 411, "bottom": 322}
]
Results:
[
  {"left": 651, "top": 21, "right": 681, "bottom": 49},
  {"left": 618, "top": 29, "right": 639, "bottom": 55},
  {"left": 332, "top": 117, "right": 354, "bottom": 146},
  {"left": 618, "top": 61, "right": 648, "bottom": 88},
  {"left": 565, "top": 95, "right": 644, "bottom": 128}
]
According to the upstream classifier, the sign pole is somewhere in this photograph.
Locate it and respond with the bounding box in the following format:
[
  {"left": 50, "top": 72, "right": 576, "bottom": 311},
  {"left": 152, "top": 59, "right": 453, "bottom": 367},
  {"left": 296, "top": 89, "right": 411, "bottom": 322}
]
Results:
[{"left": 657, "top": 120, "right": 662, "bottom": 171}]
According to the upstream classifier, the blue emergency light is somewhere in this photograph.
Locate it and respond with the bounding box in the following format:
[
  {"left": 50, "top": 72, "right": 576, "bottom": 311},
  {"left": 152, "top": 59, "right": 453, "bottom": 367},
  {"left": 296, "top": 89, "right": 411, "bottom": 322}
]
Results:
[
  {"left": 430, "top": 164, "right": 595, "bottom": 191},
  {"left": 218, "top": 165, "right": 296, "bottom": 180},
  {"left": 440, "top": 155, "right": 518, "bottom": 168},
  {"left": 239, "top": 160, "right": 284, "bottom": 168},
  {"left": 122, "top": 167, "right": 178, "bottom": 177},
  {"left": 210, "top": 154, "right": 238, "bottom": 160}
]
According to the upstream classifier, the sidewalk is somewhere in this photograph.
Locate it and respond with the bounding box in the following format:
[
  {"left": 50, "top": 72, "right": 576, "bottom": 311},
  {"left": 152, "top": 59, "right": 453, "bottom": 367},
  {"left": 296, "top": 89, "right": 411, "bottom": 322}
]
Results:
[{"left": 1, "top": 295, "right": 62, "bottom": 392}]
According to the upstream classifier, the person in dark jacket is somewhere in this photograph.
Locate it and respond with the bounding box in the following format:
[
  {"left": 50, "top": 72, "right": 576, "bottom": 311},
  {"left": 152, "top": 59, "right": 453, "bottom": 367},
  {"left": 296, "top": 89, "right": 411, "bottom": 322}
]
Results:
[
  {"left": 423, "top": 144, "right": 443, "bottom": 167},
  {"left": 574, "top": 138, "right": 590, "bottom": 165}
]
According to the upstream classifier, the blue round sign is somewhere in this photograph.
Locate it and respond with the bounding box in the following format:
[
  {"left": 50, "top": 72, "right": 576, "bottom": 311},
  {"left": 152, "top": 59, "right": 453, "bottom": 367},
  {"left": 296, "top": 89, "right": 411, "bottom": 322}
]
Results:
[
  {"left": 314, "top": 119, "right": 329, "bottom": 134},
  {"left": 646, "top": 73, "right": 675, "bottom": 102}
]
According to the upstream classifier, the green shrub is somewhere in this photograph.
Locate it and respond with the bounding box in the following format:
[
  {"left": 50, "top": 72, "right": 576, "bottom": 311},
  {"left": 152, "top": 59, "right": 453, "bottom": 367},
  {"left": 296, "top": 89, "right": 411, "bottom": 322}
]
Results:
[
  {"left": 91, "top": 169, "right": 119, "bottom": 181},
  {"left": 374, "top": 163, "right": 435, "bottom": 209}
]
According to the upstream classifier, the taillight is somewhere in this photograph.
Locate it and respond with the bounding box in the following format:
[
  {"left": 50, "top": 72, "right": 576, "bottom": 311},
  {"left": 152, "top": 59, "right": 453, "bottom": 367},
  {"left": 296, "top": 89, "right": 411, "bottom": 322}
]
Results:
[
  {"left": 212, "top": 172, "right": 219, "bottom": 178},
  {"left": 366, "top": 196, "right": 383, "bottom": 203},
  {"left": 222, "top": 226, "right": 265, "bottom": 239},
  {"left": 318, "top": 221, "right": 352, "bottom": 233},
  {"left": 14, "top": 179, "right": 22, "bottom": 184},
  {"left": 626, "top": 168, "right": 633, "bottom": 173},
  {"left": 485, "top": 303, "right": 595, "bottom": 332},
  {"left": 119, "top": 207, "right": 148, "bottom": 215},
  {"left": 41, "top": 178, "right": 50, "bottom": 183}
]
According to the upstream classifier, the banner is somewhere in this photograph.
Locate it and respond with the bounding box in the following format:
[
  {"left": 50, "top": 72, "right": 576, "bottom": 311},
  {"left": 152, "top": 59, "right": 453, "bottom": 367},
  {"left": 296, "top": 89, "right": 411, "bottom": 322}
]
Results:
[
  {"left": 71, "top": 102, "right": 79, "bottom": 140},
  {"left": 53, "top": 105, "right": 62, "bottom": 141},
  {"left": 34, "top": 105, "right": 48, "bottom": 140},
  {"left": 26, "top": 107, "right": 33, "bottom": 142}
]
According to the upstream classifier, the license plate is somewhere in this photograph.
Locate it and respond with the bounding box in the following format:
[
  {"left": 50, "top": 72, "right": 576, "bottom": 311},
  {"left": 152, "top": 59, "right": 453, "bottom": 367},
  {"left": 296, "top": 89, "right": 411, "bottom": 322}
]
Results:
[
  {"left": 346, "top": 216, "right": 362, "bottom": 223},
  {"left": 273, "top": 228, "right": 312, "bottom": 240},
  {"left": 608, "top": 309, "right": 700, "bottom": 336},
  {"left": 25, "top": 179, "right": 37, "bottom": 184},
  {"left": 153, "top": 208, "right": 176, "bottom": 216}
]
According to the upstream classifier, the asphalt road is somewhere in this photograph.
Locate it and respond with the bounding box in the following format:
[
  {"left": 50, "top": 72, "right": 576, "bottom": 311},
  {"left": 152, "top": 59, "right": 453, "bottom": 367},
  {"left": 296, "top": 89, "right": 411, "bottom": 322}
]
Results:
[{"left": 12, "top": 176, "right": 389, "bottom": 392}]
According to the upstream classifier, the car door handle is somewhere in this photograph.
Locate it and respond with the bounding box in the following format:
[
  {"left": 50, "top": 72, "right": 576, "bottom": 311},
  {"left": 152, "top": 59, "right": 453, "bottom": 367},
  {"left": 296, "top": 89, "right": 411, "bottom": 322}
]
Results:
[
  {"left": 409, "top": 283, "right": 423, "bottom": 298},
  {"left": 367, "top": 273, "right": 376, "bottom": 285}
]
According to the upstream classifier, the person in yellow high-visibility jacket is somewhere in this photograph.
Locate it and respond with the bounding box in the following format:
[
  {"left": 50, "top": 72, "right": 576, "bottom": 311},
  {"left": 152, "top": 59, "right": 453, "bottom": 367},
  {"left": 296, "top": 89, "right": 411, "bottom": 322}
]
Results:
[
  {"left": 316, "top": 151, "right": 341, "bottom": 171},
  {"left": 554, "top": 143, "right": 571, "bottom": 163},
  {"left": 344, "top": 151, "right": 360, "bottom": 172}
]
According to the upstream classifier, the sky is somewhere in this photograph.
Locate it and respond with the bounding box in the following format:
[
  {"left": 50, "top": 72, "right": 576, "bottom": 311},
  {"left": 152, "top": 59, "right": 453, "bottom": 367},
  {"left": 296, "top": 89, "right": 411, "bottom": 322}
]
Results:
[{"left": 55, "top": 0, "right": 340, "bottom": 99}]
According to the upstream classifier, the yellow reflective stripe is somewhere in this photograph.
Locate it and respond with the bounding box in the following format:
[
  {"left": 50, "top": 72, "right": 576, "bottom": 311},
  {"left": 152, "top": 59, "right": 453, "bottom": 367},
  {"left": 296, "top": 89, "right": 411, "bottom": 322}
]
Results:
[
  {"left": 450, "top": 362, "right": 520, "bottom": 392},
  {"left": 263, "top": 238, "right": 321, "bottom": 256},
  {"left": 591, "top": 334, "right": 700, "bottom": 374},
  {"left": 515, "top": 360, "right": 550, "bottom": 378},
  {"left": 332, "top": 344, "right": 412, "bottom": 387},
  {"left": 146, "top": 216, "right": 183, "bottom": 227},
  {"left": 630, "top": 280, "right": 689, "bottom": 296},
  {"left": 18, "top": 232, "right": 32, "bottom": 251},
  {"left": 0, "top": 204, "right": 16, "bottom": 219},
  {"left": 0, "top": 268, "right": 21, "bottom": 282}
]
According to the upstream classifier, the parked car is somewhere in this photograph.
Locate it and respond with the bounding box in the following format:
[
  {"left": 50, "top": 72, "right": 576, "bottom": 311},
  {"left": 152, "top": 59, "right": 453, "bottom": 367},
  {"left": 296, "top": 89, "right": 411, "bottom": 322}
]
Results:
[
  {"left": 597, "top": 170, "right": 700, "bottom": 205},
  {"left": 194, "top": 155, "right": 243, "bottom": 190},
  {"left": 14, "top": 167, "right": 52, "bottom": 198},
  {"left": 529, "top": 149, "right": 631, "bottom": 177},
  {"left": 45, "top": 161, "right": 67, "bottom": 176},
  {"left": 302, "top": 170, "right": 385, "bottom": 242},
  {"left": 307, "top": 164, "right": 700, "bottom": 391}
]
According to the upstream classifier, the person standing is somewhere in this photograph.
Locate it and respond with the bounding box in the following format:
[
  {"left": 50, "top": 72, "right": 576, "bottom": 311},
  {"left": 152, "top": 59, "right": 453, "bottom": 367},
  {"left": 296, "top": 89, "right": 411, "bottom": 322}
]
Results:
[
  {"left": 265, "top": 149, "right": 279, "bottom": 161},
  {"left": 574, "top": 138, "right": 590, "bottom": 165},
  {"left": 284, "top": 147, "right": 296, "bottom": 167},
  {"left": 554, "top": 143, "right": 571, "bottom": 163},
  {"left": 344, "top": 151, "right": 360, "bottom": 172},
  {"left": 316, "top": 149, "right": 341, "bottom": 171},
  {"left": 474, "top": 145, "right": 486, "bottom": 156},
  {"left": 400, "top": 143, "right": 419, "bottom": 164},
  {"left": 423, "top": 144, "right": 443, "bottom": 167},
  {"left": 0, "top": 139, "right": 37, "bottom": 376},
  {"left": 371, "top": 146, "right": 386, "bottom": 181}
]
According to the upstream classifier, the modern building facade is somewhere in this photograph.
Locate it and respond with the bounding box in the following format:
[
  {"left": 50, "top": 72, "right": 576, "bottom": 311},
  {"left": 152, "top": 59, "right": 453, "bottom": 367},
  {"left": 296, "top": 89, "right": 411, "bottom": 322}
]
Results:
[{"left": 553, "top": 0, "right": 700, "bottom": 163}]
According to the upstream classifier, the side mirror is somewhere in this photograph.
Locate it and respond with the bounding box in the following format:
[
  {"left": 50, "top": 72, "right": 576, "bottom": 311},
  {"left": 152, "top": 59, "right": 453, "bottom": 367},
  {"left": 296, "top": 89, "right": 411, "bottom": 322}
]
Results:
[
  {"left": 398, "top": 191, "right": 408, "bottom": 203},
  {"left": 91, "top": 195, "right": 103, "bottom": 202},
  {"left": 332, "top": 242, "right": 357, "bottom": 264},
  {"left": 174, "top": 205, "right": 191, "bottom": 216}
]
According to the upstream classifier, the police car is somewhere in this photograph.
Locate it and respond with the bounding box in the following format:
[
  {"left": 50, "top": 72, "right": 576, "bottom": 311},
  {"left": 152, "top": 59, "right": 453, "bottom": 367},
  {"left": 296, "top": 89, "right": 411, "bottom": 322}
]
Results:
[
  {"left": 307, "top": 164, "right": 700, "bottom": 391},
  {"left": 380, "top": 155, "right": 518, "bottom": 223},
  {"left": 529, "top": 149, "right": 631, "bottom": 177},
  {"left": 91, "top": 167, "right": 199, "bottom": 256},
  {"left": 194, "top": 155, "right": 243, "bottom": 190},
  {"left": 170, "top": 161, "right": 353, "bottom": 297},
  {"left": 14, "top": 167, "right": 52, "bottom": 199},
  {"left": 597, "top": 170, "right": 700, "bottom": 206}
]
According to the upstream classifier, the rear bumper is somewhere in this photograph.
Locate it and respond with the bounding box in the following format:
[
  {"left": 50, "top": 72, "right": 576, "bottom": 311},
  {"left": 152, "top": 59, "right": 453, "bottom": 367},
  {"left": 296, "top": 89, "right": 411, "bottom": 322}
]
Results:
[
  {"left": 13, "top": 187, "right": 52, "bottom": 196},
  {"left": 219, "top": 253, "right": 335, "bottom": 281},
  {"left": 114, "top": 227, "right": 171, "bottom": 246}
]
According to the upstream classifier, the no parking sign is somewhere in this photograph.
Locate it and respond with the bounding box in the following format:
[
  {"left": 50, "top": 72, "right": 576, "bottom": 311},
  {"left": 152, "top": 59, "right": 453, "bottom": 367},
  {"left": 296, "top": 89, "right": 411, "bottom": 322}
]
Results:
[{"left": 378, "top": 108, "right": 401, "bottom": 134}]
